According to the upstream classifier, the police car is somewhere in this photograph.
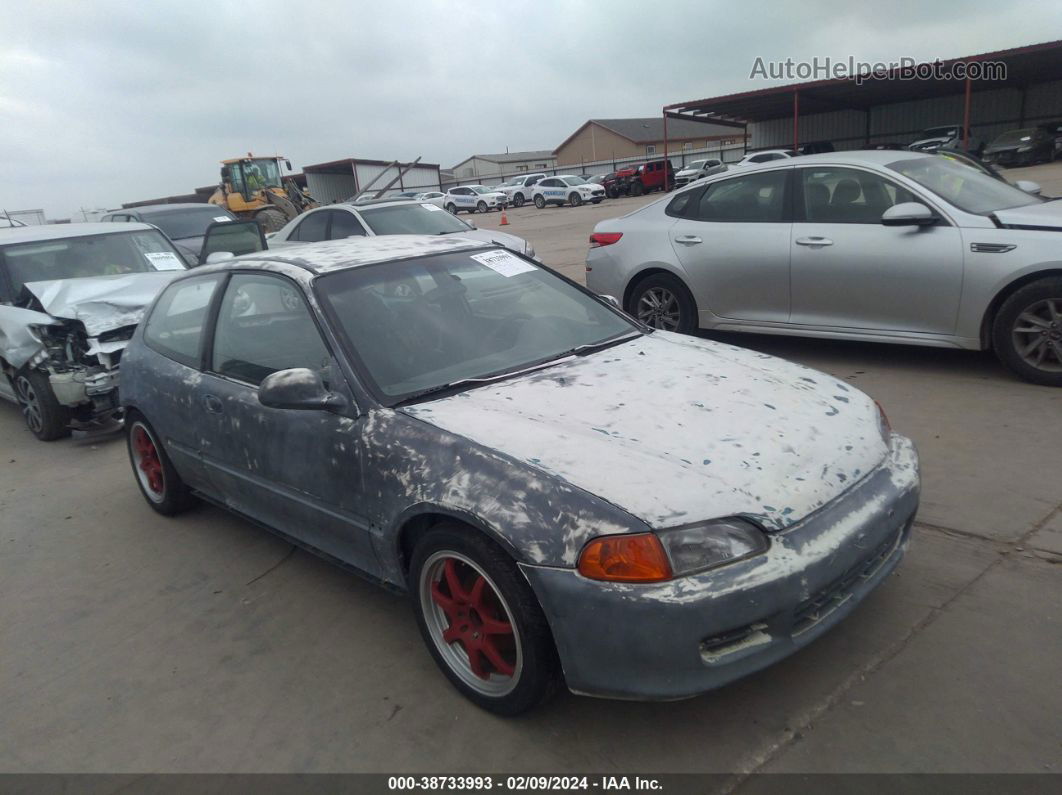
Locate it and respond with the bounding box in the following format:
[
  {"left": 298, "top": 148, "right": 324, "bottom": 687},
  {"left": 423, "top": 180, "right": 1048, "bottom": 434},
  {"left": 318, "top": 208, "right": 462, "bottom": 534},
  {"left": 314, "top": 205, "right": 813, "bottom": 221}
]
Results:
[
  {"left": 531, "top": 175, "right": 606, "bottom": 208},
  {"left": 443, "top": 185, "right": 508, "bottom": 214},
  {"left": 496, "top": 173, "right": 547, "bottom": 207}
]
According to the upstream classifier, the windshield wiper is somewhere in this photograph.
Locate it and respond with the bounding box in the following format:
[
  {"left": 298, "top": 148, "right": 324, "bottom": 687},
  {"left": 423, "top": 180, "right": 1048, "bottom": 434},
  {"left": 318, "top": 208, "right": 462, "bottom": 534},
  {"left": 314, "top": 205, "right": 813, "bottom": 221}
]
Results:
[{"left": 562, "top": 332, "right": 642, "bottom": 357}]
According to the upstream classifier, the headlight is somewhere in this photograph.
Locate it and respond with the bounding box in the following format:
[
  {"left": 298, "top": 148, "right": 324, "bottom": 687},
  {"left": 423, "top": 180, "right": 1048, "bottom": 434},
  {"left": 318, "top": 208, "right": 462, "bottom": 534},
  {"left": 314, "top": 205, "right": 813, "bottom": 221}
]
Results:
[{"left": 656, "top": 518, "right": 768, "bottom": 577}]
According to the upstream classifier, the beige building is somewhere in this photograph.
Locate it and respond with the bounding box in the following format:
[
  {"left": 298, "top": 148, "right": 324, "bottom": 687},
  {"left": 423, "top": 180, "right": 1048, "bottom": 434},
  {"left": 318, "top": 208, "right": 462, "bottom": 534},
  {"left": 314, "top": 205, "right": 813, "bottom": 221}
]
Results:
[
  {"left": 553, "top": 118, "right": 745, "bottom": 166},
  {"left": 450, "top": 150, "right": 557, "bottom": 180}
]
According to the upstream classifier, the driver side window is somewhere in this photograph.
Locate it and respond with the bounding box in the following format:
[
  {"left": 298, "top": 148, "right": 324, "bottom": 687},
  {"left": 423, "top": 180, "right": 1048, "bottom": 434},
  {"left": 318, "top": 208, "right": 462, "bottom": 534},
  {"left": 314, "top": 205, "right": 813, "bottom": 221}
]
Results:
[
  {"left": 212, "top": 274, "right": 331, "bottom": 386},
  {"left": 800, "top": 167, "right": 918, "bottom": 224}
]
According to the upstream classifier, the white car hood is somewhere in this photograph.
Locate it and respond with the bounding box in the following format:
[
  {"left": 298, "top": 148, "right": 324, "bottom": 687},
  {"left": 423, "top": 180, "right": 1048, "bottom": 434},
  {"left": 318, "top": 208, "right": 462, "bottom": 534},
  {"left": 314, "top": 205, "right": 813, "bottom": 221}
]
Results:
[
  {"left": 676, "top": 168, "right": 699, "bottom": 178},
  {"left": 404, "top": 332, "right": 888, "bottom": 531},
  {"left": 446, "top": 229, "right": 528, "bottom": 253},
  {"left": 21, "top": 271, "right": 182, "bottom": 337},
  {"left": 991, "top": 201, "right": 1062, "bottom": 230}
]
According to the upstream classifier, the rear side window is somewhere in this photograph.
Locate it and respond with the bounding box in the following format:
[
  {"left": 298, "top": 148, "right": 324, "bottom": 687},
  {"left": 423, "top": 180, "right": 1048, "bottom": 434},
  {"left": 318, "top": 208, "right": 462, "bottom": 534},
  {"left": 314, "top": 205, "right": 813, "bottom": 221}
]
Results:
[
  {"left": 693, "top": 170, "right": 788, "bottom": 223},
  {"left": 143, "top": 275, "right": 222, "bottom": 368},
  {"left": 292, "top": 211, "right": 329, "bottom": 242},
  {"left": 330, "top": 211, "right": 366, "bottom": 239}
]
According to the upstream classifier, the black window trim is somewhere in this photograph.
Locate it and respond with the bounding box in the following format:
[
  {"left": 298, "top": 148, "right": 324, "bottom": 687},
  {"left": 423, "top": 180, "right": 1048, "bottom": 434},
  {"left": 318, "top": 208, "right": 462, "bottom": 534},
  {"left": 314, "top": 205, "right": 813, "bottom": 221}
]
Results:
[
  {"left": 667, "top": 166, "right": 795, "bottom": 223},
  {"left": 291, "top": 208, "right": 332, "bottom": 243}
]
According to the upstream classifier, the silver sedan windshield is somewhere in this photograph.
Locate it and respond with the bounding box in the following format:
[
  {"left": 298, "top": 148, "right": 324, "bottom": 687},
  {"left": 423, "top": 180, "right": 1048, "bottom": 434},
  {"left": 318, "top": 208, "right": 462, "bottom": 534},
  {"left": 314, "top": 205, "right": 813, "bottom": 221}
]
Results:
[
  {"left": 358, "top": 204, "right": 472, "bottom": 235},
  {"left": 887, "top": 156, "right": 1042, "bottom": 215},
  {"left": 316, "top": 249, "right": 638, "bottom": 402}
]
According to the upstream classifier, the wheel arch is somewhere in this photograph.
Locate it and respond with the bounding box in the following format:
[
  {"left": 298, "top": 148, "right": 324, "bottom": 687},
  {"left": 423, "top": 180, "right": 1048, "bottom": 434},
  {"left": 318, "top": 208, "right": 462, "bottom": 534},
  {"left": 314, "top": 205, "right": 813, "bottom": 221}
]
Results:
[
  {"left": 979, "top": 267, "right": 1062, "bottom": 349},
  {"left": 393, "top": 504, "right": 524, "bottom": 581},
  {"left": 622, "top": 265, "right": 698, "bottom": 314}
]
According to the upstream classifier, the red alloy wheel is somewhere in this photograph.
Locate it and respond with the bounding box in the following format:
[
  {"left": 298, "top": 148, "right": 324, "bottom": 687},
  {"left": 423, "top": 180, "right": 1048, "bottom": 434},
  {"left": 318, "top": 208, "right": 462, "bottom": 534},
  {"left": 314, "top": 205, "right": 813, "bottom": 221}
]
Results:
[
  {"left": 421, "top": 553, "right": 522, "bottom": 695},
  {"left": 132, "top": 424, "right": 165, "bottom": 498}
]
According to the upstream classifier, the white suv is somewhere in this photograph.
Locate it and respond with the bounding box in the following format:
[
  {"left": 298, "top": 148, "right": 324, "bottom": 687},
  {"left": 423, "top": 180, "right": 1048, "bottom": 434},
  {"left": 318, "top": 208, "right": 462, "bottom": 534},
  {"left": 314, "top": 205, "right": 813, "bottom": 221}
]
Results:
[
  {"left": 444, "top": 185, "right": 508, "bottom": 214},
  {"left": 498, "top": 173, "right": 547, "bottom": 208},
  {"left": 531, "top": 175, "right": 606, "bottom": 208}
]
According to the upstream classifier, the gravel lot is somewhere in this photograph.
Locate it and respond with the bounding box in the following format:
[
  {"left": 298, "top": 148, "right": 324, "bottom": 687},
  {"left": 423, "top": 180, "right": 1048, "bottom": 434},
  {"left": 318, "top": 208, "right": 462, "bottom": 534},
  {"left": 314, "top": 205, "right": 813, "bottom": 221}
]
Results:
[{"left": 1, "top": 163, "right": 1060, "bottom": 780}]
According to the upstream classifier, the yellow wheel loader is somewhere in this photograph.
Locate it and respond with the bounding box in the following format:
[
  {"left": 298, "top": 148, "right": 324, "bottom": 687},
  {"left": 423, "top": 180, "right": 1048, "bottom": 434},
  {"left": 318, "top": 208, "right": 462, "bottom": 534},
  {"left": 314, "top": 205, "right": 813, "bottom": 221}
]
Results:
[{"left": 208, "top": 155, "right": 317, "bottom": 233}]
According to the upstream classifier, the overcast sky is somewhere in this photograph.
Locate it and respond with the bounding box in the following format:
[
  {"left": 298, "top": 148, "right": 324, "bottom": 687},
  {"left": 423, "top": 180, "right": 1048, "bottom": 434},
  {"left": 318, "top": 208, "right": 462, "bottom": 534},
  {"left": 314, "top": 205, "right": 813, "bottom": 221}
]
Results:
[{"left": 2, "top": 0, "right": 1061, "bottom": 218}]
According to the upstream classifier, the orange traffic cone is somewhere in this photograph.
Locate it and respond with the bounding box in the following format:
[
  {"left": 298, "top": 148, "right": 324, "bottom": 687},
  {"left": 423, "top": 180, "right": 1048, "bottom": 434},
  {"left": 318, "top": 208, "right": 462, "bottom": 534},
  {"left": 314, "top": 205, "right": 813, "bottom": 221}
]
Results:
[{"left": 499, "top": 210, "right": 510, "bottom": 226}]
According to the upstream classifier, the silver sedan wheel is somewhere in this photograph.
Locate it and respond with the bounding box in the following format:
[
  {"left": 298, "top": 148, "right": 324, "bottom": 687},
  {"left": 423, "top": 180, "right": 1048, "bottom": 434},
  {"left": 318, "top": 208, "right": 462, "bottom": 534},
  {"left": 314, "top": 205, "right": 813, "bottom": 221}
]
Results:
[
  {"left": 14, "top": 375, "right": 43, "bottom": 434},
  {"left": 637, "top": 287, "right": 682, "bottom": 331},
  {"left": 1012, "top": 298, "right": 1062, "bottom": 373},
  {"left": 419, "top": 550, "right": 523, "bottom": 698}
]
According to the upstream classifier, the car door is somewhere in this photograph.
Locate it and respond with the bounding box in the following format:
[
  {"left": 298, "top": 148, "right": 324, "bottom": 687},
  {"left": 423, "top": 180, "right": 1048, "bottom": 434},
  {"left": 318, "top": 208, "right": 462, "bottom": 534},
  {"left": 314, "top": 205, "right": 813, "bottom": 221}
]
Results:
[
  {"left": 195, "top": 271, "right": 380, "bottom": 576},
  {"left": 668, "top": 167, "right": 793, "bottom": 323},
  {"left": 454, "top": 187, "right": 477, "bottom": 211},
  {"left": 788, "top": 165, "right": 963, "bottom": 334}
]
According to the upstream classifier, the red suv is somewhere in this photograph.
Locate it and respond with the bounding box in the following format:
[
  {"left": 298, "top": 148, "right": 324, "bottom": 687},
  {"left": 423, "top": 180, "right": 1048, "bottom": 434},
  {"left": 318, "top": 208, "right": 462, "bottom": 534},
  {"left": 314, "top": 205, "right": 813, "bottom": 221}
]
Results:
[{"left": 604, "top": 160, "right": 674, "bottom": 197}]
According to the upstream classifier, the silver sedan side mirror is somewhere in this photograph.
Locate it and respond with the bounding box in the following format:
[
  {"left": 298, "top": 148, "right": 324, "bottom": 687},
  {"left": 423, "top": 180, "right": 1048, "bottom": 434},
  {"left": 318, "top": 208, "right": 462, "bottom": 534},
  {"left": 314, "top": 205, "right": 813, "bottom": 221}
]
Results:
[
  {"left": 1015, "top": 180, "right": 1042, "bottom": 196},
  {"left": 882, "top": 202, "right": 937, "bottom": 227}
]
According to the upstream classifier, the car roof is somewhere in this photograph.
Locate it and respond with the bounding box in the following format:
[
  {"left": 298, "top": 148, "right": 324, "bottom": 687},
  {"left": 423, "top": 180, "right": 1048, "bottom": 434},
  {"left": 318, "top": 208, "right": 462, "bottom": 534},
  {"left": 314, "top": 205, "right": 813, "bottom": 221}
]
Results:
[
  {"left": 0, "top": 221, "right": 157, "bottom": 245},
  {"left": 192, "top": 234, "right": 493, "bottom": 279},
  {"left": 115, "top": 203, "right": 223, "bottom": 215}
]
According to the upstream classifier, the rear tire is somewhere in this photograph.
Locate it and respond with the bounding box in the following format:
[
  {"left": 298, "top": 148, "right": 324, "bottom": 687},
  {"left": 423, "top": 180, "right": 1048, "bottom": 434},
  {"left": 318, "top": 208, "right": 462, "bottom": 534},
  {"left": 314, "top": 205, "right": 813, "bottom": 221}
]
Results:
[
  {"left": 409, "top": 523, "right": 560, "bottom": 716},
  {"left": 14, "top": 369, "right": 70, "bottom": 441},
  {"left": 533, "top": 195, "right": 546, "bottom": 209},
  {"left": 991, "top": 276, "right": 1062, "bottom": 386},
  {"left": 628, "top": 272, "right": 698, "bottom": 334},
  {"left": 126, "top": 412, "right": 196, "bottom": 515},
  {"left": 255, "top": 208, "right": 287, "bottom": 233}
]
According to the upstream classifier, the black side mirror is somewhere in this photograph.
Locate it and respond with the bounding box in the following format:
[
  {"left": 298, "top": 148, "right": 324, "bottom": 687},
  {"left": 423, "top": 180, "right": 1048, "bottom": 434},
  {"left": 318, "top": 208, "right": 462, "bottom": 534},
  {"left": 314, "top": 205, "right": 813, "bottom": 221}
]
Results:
[
  {"left": 199, "top": 220, "right": 267, "bottom": 264},
  {"left": 285, "top": 160, "right": 293, "bottom": 171},
  {"left": 258, "top": 368, "right": 346, "bottom": 411}
]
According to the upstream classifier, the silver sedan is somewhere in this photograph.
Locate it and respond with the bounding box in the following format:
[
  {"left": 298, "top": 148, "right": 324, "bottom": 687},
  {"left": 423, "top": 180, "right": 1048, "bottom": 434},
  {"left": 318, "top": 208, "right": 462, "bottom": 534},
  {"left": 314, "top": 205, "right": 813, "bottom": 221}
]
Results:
[{"left": 586, "top": 150, "right": 1062, "bottom": 385}]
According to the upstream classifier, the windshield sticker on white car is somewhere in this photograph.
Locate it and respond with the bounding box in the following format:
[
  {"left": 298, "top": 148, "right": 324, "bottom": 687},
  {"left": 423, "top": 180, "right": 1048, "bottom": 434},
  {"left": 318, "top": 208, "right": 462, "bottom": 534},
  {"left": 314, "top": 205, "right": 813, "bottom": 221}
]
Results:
[
  {"left": 213, "top": 216, "right": 232, "bottom": 223},
  {"left": 421, "top": 203, "right": 444, "bottom": 212},
  {"left": 469, "top": 250, "right": 536, "bottom": 278},
  {"left": 144, "top": 251, "right": 185, "bottom": 271}
]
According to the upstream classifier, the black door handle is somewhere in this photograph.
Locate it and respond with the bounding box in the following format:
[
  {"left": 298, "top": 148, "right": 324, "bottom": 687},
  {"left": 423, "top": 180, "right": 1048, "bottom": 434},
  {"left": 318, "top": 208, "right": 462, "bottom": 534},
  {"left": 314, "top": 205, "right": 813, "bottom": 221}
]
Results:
[{"left": 203, "top": 394, "right": 223, "bottom": 414}]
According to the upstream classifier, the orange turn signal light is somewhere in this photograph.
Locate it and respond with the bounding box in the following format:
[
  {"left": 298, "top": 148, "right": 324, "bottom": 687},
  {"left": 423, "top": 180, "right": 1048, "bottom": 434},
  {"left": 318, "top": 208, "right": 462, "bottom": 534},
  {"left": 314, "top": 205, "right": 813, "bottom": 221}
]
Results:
[{"left": 578, "top": 533, "right": 673, "bottom": 583}]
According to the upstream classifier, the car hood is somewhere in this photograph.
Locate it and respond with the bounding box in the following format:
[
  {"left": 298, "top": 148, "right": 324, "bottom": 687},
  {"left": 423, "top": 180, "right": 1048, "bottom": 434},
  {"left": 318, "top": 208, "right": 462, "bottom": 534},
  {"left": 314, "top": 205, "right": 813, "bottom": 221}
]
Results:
[
  {"left": 676, "top": 168, "right": 700, "bottom": 177},
  {"left": 991, "top": 201, "right": 1062, "bottom": 229},
  {"left": 910, "top": 136, "right": 953, "bottom": 149},
  {"left": 402, "top": 332, "right": 888, "bottom": 531},
  {"left": 21, "top": 271, "right": 183, "bottom": 337},
  {"left": 445, "top": 228, "right": 528, "bottom": 253}
]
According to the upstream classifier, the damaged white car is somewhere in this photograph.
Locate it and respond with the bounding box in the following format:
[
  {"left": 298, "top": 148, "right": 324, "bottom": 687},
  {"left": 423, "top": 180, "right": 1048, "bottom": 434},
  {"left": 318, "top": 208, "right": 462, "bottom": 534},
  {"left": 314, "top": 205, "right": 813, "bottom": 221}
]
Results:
[{"left": 0, "top": 223, "right": 187, "bottom": 440}]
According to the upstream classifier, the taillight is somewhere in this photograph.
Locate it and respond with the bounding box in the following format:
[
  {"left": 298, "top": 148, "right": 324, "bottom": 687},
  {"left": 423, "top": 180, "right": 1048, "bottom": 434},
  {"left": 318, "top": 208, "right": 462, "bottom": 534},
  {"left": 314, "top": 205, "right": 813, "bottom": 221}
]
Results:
[
  {"left": 578, "top": 533, "right": 672, "bottom": 582},
  {"left": 589, "top": 232, "right": 623, "bottom": 248}
]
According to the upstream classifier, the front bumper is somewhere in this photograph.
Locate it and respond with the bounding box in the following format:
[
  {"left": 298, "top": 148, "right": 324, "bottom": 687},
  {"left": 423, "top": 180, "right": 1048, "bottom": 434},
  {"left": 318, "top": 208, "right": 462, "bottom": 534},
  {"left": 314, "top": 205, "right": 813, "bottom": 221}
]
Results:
[{"left": 521, "top": 433, "right": 920, "bottom": 700}]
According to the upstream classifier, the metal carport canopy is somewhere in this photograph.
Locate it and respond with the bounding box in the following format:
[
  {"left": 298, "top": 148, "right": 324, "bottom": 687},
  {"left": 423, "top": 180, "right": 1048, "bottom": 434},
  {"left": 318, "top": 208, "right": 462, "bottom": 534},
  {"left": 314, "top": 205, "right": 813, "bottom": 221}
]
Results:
[{"left": 662, "top": 39, "right": 1062, "bottom": 153}]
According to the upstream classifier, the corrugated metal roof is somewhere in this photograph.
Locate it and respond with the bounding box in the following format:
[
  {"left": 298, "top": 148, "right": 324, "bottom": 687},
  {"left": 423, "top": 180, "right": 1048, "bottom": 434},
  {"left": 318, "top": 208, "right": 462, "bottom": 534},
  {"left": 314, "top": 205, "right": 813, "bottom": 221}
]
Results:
[{"left": 463, "top": 150, "right": 556, "bottom": 163}]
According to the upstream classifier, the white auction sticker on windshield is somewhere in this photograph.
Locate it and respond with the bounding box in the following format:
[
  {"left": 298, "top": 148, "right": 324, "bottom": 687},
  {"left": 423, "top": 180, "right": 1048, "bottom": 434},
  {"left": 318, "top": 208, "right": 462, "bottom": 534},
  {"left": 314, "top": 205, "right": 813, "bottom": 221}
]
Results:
[
  {"left": 213, "top": 216, "right": 232, "bottom": 223},
  {"left": 469, "top": 249, "right": 536, "bottom": 278},
  {"left": 421, "top": 203, "right": 444, "bottom": 212},
  {"left": 145, "top": 251, "right": 185, "bottom": 271}
]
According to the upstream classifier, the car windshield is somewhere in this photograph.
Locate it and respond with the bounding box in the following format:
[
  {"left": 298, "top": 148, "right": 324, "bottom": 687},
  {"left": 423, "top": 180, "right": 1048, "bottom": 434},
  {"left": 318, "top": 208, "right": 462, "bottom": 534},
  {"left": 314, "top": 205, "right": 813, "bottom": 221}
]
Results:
[
  {"left": 561, "top": 176, "right": 585, "bottom": 186},
  {"left": 358, "top": 204, "right": 472, "bottom": 235},
  {"left": 1, "top": 230, "right": 186, "bottom": 296},
  {"left": 888, "top": 156, "right": 1042, "bottom": 215},
  {"left": 242, "top": 158, "right": 282, "bottom": 188},
  {"left": 471, "top": 186, "right": 493, "bottom": 194},
  {"left": 316, "top": 248, "right": 638, "bottom": 403},
  {"left": 992, "top": 129, "right": 1036, "bottom": 146},
  {"left": 140, "top": 207, "right": 232, "bottom": 240},
  {"left": 688, "top": 160, "right": 708, "bottom": 169},
  {"left": 923, "top": 127, "right": 958, "bottom": 138}
]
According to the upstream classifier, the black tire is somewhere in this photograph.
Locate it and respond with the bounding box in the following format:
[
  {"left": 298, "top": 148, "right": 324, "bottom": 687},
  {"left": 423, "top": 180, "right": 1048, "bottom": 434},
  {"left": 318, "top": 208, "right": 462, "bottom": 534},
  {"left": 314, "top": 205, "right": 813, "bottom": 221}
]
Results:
[
  {"left": 630, "top": 181, "right": 644, "bottom": 197},
  {"left": 991, "top": 276, "right": 1062, "bottom": 386},
  {"left": 445, "top": 203, "right": 457, "bottom": 214},
  {"left": 533, "top": 195, "right": 546, "bottom": 209},
  {"left": 13, "top": 368, "right": 70, "bottom": 441},
  {"left": 255, "top": 208, "right": 287, "bottom": 233},
  {"left": 476, "top": 201, "right": 488, "bottom": 214},
  {"left": 409, "top": 523, "right": 560, "bottom": 716},
  {"left": 591, "top": 198, "right": 602, "bottom": 204},
  {"left": 569, "top": 192, "right": 582, "bottom": 207},
  {"left": 513, "top": 193, "right": 525, "bottom": 208},
  {"left": 628, "top": 272, "right": 698, "bottom": 334},
  {"left": 126, "top": 412, "right": 196, "bottom": 515}
]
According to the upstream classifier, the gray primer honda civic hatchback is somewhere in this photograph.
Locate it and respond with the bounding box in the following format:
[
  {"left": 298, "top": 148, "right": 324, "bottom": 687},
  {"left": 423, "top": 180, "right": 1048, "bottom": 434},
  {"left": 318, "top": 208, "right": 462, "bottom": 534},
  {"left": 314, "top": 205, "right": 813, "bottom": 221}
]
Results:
[{"left": 120, "top": 235, "right": 920, "bottom": 714}]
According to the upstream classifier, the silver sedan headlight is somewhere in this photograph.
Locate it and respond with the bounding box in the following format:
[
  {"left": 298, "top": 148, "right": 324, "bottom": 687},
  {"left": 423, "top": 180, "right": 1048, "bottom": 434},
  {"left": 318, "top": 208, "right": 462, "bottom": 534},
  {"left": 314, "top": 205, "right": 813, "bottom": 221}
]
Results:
[{"left": 657, "top": 518, "right": 768, "bottom": 576}]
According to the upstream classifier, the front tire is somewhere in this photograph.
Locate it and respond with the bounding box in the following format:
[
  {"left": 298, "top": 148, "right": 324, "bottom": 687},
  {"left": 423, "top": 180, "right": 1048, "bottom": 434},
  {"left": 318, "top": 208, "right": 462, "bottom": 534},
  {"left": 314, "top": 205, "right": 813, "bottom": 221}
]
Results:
[
  {"left": 630, "top": 181, "right": 644, "bottom": 197},
  {"left": 409, "top": 524, "right": 559, "bottom": 716},
  {"left": 513, "top": 193, "right": 525, "bottom": 208},
  {"left": 628, "top": 272, "right": 698, "bottom": 334},
  {"left": 533, "top": 195, "right": 546, "bottom": 209},
  {"left": 477, "top": 201, "right": 488, "bottom": 214},
  {"left": 992, "top": 277, "right": 1062, "bottom": 386},
  {"left": 126, "top": 413, "right": 196, "bottom": 515},
  {"left": 445, "top": 203, "right": 457, "bottom": 214},
  {"left": 569, "top": 192, "right": 582, "bottom": 207},
  {"left": 13, "top": 369, "right": 70, "bottom": 441}
]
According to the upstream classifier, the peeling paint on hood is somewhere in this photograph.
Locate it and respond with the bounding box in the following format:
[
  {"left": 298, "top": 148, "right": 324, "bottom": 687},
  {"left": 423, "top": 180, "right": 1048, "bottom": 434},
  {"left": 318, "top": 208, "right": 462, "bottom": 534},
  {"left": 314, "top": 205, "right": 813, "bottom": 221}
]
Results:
[
  {"left": 21, "top": 271, "right": 182, "bottom": 337},
  {"left": 0, "top": 305, "right": 61, "bottom": 368},
  {"left": 403, "top": 332, "right": 888, "bottom": 531}
]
